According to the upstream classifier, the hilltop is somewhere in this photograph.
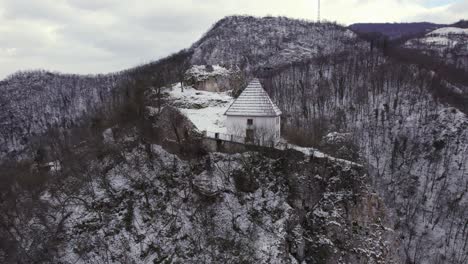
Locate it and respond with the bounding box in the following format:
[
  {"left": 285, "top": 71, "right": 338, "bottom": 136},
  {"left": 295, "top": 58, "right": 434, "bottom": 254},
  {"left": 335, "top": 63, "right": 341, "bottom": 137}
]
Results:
[{"left": 190, "top": 16, "right": 364, "bottom": 70}]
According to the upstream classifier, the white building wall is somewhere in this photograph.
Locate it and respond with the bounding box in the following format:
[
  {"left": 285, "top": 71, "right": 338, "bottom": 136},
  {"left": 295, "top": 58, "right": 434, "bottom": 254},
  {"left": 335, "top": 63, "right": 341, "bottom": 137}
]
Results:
[{"left": 226, "top": 115, "right": 281, "bottom": 142}]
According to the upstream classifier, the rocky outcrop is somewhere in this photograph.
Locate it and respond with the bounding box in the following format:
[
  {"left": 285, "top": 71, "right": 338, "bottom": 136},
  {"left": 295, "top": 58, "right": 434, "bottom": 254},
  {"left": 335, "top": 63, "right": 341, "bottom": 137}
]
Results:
[
  {"left": 184, "top": 65, "right": 245, "bottom": 93},
  {"left": 0, "top": 130, "right": 401, "bottom": 263},
  {"left": 148, "top": 106, "right": 200, "bottom": 143}
]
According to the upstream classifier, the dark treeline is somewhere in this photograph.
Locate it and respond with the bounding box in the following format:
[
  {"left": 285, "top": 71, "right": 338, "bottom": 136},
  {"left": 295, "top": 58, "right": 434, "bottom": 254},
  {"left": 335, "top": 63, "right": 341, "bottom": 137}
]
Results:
[
  {"left": 349, "top": 22, "right": 443, "bottom": 40},
  {"left": 452, "top": 19, "right": 468, "bottom": 28}
]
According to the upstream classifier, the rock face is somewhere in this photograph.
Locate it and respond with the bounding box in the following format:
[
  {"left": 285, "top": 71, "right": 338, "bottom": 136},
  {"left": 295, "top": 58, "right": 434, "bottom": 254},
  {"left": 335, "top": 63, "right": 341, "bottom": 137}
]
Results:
[
  {"left": 0, "top": 130, "right": 401, "bottom": 263},
  {"left": 150, "top": 106, "right": 199, "bottom": 143},
  {"left": 184, "top": 65, "right": 244, "bottom": 92}
]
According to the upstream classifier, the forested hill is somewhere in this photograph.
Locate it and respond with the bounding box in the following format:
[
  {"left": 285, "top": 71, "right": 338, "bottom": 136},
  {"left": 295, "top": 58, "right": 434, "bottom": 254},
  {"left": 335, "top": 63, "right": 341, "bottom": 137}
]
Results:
[
  {"left": 0, "top": 15, "right": 467, "bottom": 263},
  {"left": 452, "top": 19, "right": 468, "bottom": 28},
  {"left": 0, "top": 71, "right": 126, "bottom": 159},
  {"left": 0, "top": 16, "right": 362, "bottom": 159},
  {"left": 404, "top": 27, "right": 468, "bottom": 71},
  {"left": 190, "top": 15, "right": 364, "bottom": 70}
]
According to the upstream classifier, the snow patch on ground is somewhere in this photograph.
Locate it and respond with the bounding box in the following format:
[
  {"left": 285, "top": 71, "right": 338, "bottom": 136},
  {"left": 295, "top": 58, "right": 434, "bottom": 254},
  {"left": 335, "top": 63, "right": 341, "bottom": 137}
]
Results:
[
  {"left": 167, "top": 83, "right": 234, "bottom": 133},
  {"left": 45, "top": 160, "right": 61, "bottom": 172},
  {"left": 166, "top": 83, "right": 361, "bottom": 169},
  {"left": 421, "top": 36, "right": 456, "bottom": 46},
  {"left": 279, "top": 142, "right": 362, "bottom": 168},
  {"left": 323, "top": 132, "right": 351, "bottom": 144}
]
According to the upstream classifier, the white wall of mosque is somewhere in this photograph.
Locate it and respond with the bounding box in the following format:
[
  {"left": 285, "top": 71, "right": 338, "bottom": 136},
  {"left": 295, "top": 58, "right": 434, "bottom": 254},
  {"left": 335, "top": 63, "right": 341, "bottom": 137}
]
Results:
[{"left": 226, "top": 115, "right": 281, "bottom": 141}]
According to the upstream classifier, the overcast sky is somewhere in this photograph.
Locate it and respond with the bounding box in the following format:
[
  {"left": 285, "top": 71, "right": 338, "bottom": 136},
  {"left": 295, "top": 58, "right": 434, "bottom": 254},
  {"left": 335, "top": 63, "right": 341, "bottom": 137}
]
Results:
[{"left": 0, "top": 0, "right": 466, "bottom": 79}]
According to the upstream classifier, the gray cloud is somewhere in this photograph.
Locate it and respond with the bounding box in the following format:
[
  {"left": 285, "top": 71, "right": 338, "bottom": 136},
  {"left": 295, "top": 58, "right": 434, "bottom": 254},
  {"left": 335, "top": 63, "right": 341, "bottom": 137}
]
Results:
[
  {"left": 0, "top": 0, "right": 466, "bottom": 79},
  {"left": 65, "top": 0, "right": 115, "bottom": 11}
]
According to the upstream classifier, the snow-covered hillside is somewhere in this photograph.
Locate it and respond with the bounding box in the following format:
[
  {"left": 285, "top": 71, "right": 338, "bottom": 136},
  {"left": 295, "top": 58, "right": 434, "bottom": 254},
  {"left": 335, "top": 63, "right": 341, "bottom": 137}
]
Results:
[
  {"left": 166, "top": 84, "right": 233, "bottom": 133},
  {"left": 406, "top": 27, "right": 468, "bottom": 49},
  {"left": 0, "top": 126, "right": 400, "bottom": 263},
  {"left": 0, "top": 71, "right": 126, "bottom": 159},
  {"left": 262, "top": 44, "right": 468, "bottom": 263},
  {"left": 183, "top": 64, "right": 245, "bottom": 92},
  {"left": 405, "top": 27, "right": 468, "bottom": 70},
  {"left": 0, "top": 16, "right": 363, "bottom": 160},
  {"left": 190, "top": 16, "right": 365, "bottom": 70},
  {"left": 1, "top": 15, "right": 467, "bottom": 264}
]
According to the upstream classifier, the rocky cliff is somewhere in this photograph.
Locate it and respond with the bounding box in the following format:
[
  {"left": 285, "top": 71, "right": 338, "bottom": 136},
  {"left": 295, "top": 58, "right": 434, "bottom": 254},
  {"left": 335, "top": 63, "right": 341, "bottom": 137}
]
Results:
[{"left": 0, "top": 124, "right": 400, "bottom": 263}]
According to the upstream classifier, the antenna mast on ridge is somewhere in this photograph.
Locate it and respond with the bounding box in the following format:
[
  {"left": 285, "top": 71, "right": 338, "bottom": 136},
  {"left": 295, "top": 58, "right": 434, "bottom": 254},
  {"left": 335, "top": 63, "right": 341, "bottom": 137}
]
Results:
[{"left": 317, "top": 0, "right": 321, "bottom": 22}]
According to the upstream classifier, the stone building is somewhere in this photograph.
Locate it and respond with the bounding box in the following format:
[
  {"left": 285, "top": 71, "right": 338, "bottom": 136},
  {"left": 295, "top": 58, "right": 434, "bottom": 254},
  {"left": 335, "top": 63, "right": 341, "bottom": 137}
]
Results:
[{"left": 225, "top": 78, "right": 282, "bottom": 144}]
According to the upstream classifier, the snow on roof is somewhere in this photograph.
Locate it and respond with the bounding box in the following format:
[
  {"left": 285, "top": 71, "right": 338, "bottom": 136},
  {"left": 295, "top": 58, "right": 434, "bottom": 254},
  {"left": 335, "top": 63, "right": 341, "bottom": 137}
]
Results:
[{"left": 224, "top": 78, "right": 282, "bottom": 117}]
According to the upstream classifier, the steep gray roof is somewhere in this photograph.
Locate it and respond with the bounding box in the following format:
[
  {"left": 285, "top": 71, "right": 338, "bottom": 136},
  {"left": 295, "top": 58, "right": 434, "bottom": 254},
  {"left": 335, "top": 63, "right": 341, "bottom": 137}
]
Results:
[{"left": 225, "top": 78, "right": 282, "bottom": 117}]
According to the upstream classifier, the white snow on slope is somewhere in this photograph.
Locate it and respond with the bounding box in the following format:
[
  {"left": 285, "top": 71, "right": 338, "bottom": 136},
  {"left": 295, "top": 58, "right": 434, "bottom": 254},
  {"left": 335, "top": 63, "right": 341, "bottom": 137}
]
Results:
[
  {"left": 405, "top": 27, "right": 468, "bottom": 49},
  {"left": 167, "top": 83, "right": 234, "bottom": 133},
  {"left": 430, "top": 27, "right": 468, "bottom": 35},
  {"left": 167, "top": 84, "right": 361, "bottom": 167},
  {"left": 420, "top": 36, "right": 456, "bottom": 46}
]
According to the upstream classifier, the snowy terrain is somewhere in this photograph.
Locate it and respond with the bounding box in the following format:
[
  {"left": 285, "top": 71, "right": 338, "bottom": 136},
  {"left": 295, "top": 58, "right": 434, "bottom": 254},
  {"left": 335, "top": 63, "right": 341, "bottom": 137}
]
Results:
[
  {"left": 263, "top": 48, "right": 468, "bottom": 263},
  {"left": 3, "top": 132, "right": 398, "bottom": 263},
  {"left": 406, "top": 27, "right": 468, "bottom": 48},
  {"left": 1, "top": 15, "right": 467, "bottom": 264},
  {"left": 404, "top": 26, "right": 468, "bottom": 70},
  {"left": 190, "top": 16, "right": 365, "bottom": 69},
  {"left": 166, "top": 83, "right": 362, "bottom": 169},
  {"left": 166, "top": 83, "right": 233, "bottom": 134},
  {"left": 0, "top": 70, "right": 125, "bottom": 159}
]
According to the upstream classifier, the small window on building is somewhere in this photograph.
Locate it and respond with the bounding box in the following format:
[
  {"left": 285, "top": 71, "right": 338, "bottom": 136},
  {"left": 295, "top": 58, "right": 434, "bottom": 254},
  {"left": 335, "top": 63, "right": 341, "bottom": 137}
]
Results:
[
  {"left": 247, "top": 119, "right": 253, "bottom": 125},
  {"left": 277, "top": 117, "right": 280, "bottom": 124}
]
